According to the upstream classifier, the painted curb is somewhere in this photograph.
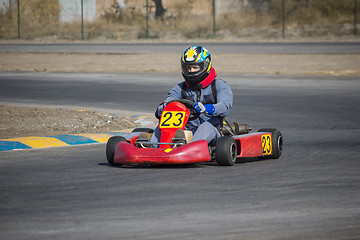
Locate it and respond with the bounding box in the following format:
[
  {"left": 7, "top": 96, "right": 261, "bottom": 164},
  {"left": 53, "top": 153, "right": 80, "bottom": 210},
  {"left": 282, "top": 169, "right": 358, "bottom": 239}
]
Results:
[
  {"left": 0, "top": 113, "right": 158, "bottom": 152},
  {"left": 0, "top": 130, "right": 135, "bottom": 152}
]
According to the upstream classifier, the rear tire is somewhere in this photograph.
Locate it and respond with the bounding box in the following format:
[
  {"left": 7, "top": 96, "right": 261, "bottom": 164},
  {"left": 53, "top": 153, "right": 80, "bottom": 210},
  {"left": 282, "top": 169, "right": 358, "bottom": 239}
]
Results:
[
  {"left": 106, "top": 136, "right": 127, "bottom": 165},
  {"left": 257, "top": 128, "right": 283, "bottom": 159},
  {"left": 132, "top": 128, "right": 154, "bottom": 133},
  {"left": 216, "top": 136, "right": 237, "bottom": 166}
]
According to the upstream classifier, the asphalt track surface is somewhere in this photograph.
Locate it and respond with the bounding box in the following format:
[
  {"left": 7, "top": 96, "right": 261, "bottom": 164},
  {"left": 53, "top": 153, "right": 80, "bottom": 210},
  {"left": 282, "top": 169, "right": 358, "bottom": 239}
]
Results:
[
  {"left": 0, "top": 71, "right": 360, "bottom": 240},
  {"left": 1, "top": 42, "right": 360, "bottom": 54}
]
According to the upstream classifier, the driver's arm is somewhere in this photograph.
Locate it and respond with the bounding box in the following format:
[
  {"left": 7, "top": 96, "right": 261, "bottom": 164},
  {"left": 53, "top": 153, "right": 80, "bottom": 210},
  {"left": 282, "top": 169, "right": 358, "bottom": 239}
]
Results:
[
  {"left": 212, "top": 80, "right": 233, "bottom": 117},
  {"left": 164, "top": 83, "right": 183, "bottom": 103},
  {"left": 155, "top": 83, "right": 183, "bottom": 118}
]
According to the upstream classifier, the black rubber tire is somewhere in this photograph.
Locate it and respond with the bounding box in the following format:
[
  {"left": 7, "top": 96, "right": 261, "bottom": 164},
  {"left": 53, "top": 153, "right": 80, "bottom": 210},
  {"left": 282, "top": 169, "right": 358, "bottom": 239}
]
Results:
[
  {"left": 106, "top": 136, "right": 127, "bottom": 165},
  {"left": 132, "top": 128, "right": 154, "bottom": 133},
  {"left": 215, "top": 135, "right": 237, "bottom": 166},
  {"left": 257, "top": 128, "right": 283, "bottom": 159}
]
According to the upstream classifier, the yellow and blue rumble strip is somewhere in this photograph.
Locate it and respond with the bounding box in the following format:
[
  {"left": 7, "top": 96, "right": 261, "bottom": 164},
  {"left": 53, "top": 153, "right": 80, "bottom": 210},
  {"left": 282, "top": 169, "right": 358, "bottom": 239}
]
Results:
[{"left": 0, "top": 130, "right": 133, "bottom": 152}]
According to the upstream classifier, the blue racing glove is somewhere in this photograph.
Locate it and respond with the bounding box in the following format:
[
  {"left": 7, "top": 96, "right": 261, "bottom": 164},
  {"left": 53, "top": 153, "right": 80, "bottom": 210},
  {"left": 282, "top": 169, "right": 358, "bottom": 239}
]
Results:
[{"left": 193, "top": 102, "right": 215, "bottom": 115}]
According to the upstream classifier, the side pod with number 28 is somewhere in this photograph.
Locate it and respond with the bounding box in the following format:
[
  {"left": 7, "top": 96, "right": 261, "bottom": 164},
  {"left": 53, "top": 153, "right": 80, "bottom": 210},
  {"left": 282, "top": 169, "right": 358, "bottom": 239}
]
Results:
[{"left": 106, "top": 99, "right": 283, "bottom": 167}]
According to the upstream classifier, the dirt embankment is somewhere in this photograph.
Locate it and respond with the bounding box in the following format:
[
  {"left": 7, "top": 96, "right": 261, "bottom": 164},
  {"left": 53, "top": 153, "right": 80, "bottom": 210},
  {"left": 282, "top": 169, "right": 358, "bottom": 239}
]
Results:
[{"left": 0, "top": 105, "right": 138, "bottom": 139}]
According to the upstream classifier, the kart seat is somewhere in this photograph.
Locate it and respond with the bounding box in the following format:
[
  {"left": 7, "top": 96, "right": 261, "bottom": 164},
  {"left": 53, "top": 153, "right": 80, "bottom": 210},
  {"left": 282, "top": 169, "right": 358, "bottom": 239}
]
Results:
[
  {"left": 184, "top": 130, "right": 193, "bottom": 143},
  {"left": 173, "top": 129, "right": 193, "bottom": 144}
]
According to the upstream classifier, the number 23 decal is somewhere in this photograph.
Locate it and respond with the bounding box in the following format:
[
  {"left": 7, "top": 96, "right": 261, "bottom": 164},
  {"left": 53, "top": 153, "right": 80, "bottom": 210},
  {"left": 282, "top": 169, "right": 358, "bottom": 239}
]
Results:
[
  {"left": 160, "top": 111, "right": 185, "bottom": 128},
  {"left": 261, "top": 134, "right": 272, "bottom": 155}
]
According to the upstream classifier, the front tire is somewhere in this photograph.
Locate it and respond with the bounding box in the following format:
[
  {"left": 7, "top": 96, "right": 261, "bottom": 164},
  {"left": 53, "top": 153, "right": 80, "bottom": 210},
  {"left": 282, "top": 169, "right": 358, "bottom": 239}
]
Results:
[
  {"left": 216, "top": 136, "right": 237, "bottom": 166},
  {"left": 106, "top": 136, "right": 127, "bottom": 165}
]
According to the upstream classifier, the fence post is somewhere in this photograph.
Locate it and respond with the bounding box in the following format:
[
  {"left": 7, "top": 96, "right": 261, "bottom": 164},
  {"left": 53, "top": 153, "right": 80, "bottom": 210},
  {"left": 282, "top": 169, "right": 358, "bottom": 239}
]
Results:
[
  {"left": 81, "top": 0, "right": 84, "bottom": 40},
  {"left": 146, "top": 0, "right": 149, "bottom": 39},
  {"left": 213, "top": 0, "right": 216, "bottom": 37},
  {"left": 8, "top": 0, "right": 12, "bottom": 20},
  {"left": 355, "top": 0, "right": 358, "bottom": 36},
  {"left": 17, "top": 0, "right": 20, "bottom": 39},
  {"left": 282, "top": 0, "right": 285, "bottom": 39}
]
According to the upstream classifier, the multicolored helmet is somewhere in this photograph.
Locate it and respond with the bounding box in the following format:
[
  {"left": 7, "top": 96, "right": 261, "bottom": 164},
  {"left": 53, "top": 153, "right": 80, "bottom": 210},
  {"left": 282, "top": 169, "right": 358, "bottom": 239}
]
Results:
[{"left": 181, "top": 46, "right": 214, "bottom": 89}]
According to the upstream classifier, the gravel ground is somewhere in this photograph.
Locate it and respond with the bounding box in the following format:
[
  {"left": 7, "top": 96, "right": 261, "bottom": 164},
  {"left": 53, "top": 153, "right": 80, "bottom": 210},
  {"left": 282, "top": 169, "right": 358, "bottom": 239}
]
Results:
[{"left": 0, "top": 104, "right": 138, "bottom": 139}]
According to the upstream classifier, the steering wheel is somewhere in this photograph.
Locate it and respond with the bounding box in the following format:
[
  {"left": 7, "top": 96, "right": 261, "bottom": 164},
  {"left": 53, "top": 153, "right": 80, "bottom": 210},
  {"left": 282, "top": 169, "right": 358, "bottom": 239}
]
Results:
[{"left": 168, "top": 99, "right": 200, "bottom": 121}]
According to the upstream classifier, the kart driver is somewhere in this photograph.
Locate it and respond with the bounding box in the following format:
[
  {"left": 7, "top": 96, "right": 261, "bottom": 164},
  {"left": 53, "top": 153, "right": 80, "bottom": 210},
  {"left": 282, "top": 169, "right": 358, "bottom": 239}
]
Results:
[{"left": 150, "top": 45, "right": 233, "bottom": 146}]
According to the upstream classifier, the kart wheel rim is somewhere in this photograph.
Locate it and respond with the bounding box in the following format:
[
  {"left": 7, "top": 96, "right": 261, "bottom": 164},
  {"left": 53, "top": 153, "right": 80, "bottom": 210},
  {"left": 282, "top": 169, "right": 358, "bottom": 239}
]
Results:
[
  {"left": 277, "top": 135, "right": 283, "bottom": 154},
  {"left": 230, "top": 142, "right": 236, "bottom": 160}
]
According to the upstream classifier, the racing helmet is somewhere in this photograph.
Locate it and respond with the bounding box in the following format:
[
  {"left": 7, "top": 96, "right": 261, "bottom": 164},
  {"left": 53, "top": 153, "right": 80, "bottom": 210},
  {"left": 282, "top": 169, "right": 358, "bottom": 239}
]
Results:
[{"left": 181, "top": 46, "right": 215, "bottom": 89}]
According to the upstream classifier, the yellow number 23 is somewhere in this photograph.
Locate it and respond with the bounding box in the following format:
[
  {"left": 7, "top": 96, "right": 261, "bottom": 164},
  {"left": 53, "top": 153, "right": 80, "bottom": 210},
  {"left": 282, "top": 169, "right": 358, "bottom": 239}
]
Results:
[{"left": 160, "top": 111, "right": 185, "bottom": 128}]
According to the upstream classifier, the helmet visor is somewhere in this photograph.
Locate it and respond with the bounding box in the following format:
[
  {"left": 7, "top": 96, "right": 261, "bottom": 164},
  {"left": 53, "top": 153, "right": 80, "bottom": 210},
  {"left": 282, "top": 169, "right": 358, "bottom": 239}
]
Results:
[
  {"left": 181, "top": 62, "right": 205, "bottom": 77},
  {"left": 185, "top": 64, "right": 201, "bottom": 73}
]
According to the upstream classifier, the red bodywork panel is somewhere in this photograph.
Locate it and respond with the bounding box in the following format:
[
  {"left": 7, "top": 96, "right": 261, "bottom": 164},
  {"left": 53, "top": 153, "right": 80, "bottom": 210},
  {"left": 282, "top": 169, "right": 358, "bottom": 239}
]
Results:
[
  {"left": 234, "top": 132, "right": 273, "bottom": 158},
  {"left": 113, "top": 140, "right": 211, "bottom": 165},
  {"left": 114, "top": 131, "right": 272, "bottom": 165}
]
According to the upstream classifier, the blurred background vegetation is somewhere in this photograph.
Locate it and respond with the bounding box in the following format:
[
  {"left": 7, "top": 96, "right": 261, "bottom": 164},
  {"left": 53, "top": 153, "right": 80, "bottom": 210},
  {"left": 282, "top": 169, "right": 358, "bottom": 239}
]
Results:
[{"left": 0, "top": 0, "right": 359, "bottom": 41}]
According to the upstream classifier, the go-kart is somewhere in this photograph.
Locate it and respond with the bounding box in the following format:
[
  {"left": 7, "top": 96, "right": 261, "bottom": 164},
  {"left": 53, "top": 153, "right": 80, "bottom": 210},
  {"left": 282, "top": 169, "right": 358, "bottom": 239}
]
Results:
[{"left": 106, "top": 99, "right": 283, "bottom": 166}]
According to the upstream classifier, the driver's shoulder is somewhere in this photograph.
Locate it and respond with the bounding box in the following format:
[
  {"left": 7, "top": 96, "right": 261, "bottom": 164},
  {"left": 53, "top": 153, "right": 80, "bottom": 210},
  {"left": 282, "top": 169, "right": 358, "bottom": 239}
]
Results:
[
  {"left": 177, "top": 81, "right": 186, "bottom": 87},
  {"left": 172, "top": 81, "right": 186, "bottom": 92},
  {"left": 214, "top": 78, "right": 228, "bottom": 86},
  {"left": 214, "top": 78, "right": 232, "bottom": 92}
]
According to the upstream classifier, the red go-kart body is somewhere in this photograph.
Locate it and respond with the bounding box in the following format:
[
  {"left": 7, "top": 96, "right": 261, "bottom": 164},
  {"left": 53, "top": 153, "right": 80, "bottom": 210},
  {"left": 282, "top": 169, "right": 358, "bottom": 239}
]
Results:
[
  {"left": 114, "top": 140, "right": 210, "bottom": 165},
  {"left": 106, "top": 101, "right": 283, "bottom": 166}
]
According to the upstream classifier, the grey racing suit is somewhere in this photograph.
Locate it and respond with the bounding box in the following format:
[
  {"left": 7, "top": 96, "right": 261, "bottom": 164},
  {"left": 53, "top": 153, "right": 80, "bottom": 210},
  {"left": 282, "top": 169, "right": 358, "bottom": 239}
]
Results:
[{"left": 150, "top": 77, "right": 233, "bottom": 146}]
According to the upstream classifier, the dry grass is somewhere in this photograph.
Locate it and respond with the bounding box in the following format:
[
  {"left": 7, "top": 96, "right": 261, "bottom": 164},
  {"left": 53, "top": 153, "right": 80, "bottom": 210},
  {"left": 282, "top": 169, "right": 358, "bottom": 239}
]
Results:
[{"left": 0, "top": 0, "right": 358, "bottom": 40}]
